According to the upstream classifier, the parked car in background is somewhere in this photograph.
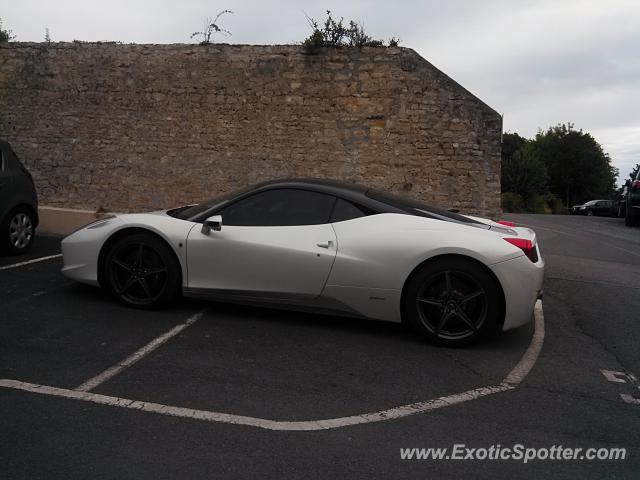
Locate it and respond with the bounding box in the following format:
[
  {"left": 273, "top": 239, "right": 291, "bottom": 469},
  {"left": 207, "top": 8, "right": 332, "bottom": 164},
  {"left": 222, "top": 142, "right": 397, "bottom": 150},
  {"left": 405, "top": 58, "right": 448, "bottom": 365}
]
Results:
[
  {"left": 625, "top": 171, "right": 640, "bottom": 227},
  {"left": 0, "top": 140, "right": 39, "bottom": 254},
  {"left": 569, "top": 199, "right": 613, "bottom": 216}
]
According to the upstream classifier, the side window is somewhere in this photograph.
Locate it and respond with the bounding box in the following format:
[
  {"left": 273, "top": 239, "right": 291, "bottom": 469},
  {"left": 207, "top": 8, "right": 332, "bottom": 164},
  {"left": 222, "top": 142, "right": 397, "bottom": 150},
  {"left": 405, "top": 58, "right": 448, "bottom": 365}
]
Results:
[
  {"left": 220, "top": 189, "right": 336, "bottom": 226},
  {"left": 330, "top": 198, "right": 368, "bottom": 223}
]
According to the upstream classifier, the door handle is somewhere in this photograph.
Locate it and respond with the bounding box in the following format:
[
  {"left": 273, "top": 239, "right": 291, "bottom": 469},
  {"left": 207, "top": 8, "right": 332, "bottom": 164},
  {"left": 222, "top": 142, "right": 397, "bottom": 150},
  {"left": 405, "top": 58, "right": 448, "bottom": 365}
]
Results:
[{"left": 316, "top": 241, "right": 334, "bottom": 249}]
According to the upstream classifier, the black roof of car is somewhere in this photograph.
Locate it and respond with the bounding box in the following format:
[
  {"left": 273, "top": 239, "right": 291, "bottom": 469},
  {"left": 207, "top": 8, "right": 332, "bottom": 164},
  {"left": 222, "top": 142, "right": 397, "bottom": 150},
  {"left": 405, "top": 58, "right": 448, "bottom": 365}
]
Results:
[{"left": 251, "top": 178, "right": 369, "bottom": 194}]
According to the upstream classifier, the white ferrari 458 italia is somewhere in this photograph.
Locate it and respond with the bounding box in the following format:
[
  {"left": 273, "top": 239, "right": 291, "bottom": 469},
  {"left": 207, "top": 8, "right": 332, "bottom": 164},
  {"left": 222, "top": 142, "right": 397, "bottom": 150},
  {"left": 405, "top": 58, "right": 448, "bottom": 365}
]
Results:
[{"left": 61, "top": 179, "right": 544, "bottom": 346}]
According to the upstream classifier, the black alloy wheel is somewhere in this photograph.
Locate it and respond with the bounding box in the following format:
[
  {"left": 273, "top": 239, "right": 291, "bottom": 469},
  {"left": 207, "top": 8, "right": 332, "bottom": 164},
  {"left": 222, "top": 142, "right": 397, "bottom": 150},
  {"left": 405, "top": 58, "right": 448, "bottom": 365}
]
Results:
[
  {"left": 104, "top": 233, "right": 180, "bottom": 308},
  {"left": 405, "top": 258, "right": 501, "bottom": 346}
]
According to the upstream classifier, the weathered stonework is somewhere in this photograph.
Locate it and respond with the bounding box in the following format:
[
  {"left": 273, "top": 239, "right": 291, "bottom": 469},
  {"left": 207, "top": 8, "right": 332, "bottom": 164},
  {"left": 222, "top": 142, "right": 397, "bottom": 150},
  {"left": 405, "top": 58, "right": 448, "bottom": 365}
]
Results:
[{"left": 0, "top": 42, "right": 502, "bottom": 216}]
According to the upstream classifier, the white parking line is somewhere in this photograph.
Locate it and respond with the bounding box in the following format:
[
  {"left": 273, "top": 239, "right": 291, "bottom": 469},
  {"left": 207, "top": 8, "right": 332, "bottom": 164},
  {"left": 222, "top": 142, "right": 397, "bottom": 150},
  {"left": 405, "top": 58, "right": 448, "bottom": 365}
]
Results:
[
  {"left": 0, "top": 253, "right": 63, "bottom": 271},
  {"left": 0, "top": 379, "right": 515, "bottom": 431},
  {"left": 75, "top": 310, "right": 205, "bottom": 392},
  {"left": 503, "top": 300, "right": 545, "bottom": 385},
  {"left": 0, "top": 301, "right": 545, "bottom": 431}
]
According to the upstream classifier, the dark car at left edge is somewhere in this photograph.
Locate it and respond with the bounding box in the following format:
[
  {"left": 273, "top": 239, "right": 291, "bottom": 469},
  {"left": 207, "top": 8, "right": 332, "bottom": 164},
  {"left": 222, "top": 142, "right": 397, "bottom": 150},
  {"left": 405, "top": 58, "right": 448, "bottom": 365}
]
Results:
[{"left": 0, "top": 140, "right": 39, "bottom": 255}]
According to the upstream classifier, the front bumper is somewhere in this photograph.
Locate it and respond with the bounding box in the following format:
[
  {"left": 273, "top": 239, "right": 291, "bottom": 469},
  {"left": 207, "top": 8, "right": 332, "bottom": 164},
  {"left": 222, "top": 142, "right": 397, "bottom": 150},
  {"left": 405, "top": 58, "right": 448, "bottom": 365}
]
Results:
[{"left": 61, "top": 217, "right": 124, "bottom": 286}]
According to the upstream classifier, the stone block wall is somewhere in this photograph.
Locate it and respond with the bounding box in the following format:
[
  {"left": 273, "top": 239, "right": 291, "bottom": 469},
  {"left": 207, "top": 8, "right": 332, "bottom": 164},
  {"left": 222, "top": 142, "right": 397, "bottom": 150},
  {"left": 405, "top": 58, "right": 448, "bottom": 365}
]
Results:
[{"left": 0, "top": 42, "right": 502, "bottom": 216}]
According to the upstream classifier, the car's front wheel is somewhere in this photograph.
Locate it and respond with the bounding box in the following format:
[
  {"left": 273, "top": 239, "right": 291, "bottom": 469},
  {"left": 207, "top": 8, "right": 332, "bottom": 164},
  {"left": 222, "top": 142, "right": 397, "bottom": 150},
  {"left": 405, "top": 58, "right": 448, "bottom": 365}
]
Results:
[
  {"left": 404, "top": 258, "right": 502, "bottom": 347},
  {"left": 1, "top": 207, "right": 36, "bottom": 255},
  {"left": 104, "top": 233, "right": 181, "bottom": 308}
]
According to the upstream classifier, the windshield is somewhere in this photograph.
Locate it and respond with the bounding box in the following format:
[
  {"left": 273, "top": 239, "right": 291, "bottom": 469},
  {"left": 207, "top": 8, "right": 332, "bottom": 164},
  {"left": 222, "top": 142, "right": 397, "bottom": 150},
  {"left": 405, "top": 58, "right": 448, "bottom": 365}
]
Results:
[
  {"left": 365, "top": 189, "right": 484, "bottom": 224},
  {"left": 166, "top": 185, "right": 255, "bottom": 220}
]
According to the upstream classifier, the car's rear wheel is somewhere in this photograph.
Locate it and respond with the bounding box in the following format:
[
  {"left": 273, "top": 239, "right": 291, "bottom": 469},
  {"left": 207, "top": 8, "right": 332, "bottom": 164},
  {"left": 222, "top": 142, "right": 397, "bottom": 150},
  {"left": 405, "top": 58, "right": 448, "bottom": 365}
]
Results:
[
  {"left": 404, "top": 258, "right": 502, "bottom": 347},
  {"left": 587, "top": 210, "right": 594, "bottom": 216},
  {"left": 104, "top": 233, "right": 180, "bottom": 308},
  {"left": 1, "top": 207, "right": 36, "bottom": 255}
]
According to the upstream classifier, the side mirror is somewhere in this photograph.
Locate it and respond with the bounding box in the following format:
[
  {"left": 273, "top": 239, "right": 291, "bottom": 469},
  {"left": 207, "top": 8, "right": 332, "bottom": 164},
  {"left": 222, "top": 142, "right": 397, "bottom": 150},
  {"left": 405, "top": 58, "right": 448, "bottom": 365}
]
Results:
[{"left": 201, "top": 215, "right": 222, "bottom": 235}]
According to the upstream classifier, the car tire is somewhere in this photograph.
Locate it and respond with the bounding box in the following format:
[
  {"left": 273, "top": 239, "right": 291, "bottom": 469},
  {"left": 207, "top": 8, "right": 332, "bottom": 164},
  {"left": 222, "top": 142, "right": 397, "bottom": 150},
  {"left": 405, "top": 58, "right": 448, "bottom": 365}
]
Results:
[
  {"left": 0, "top": 207, "right": 36, "bottom": 255},
  {"left": 587, "top": 210, "right": 594, "bottom": 216},
  {"left": 404, "top": 257, "right": 502, "bottom": 347},
  {"left": 104, "top": 232, "right": 181, "bottom": 308}
]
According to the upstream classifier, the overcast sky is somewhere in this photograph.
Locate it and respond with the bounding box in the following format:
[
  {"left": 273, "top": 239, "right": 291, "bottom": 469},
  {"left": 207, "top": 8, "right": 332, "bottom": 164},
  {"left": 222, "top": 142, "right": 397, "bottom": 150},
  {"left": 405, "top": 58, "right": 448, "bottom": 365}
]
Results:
[{"left": 4, "top": 0, "right": 639, "bottom": 182}]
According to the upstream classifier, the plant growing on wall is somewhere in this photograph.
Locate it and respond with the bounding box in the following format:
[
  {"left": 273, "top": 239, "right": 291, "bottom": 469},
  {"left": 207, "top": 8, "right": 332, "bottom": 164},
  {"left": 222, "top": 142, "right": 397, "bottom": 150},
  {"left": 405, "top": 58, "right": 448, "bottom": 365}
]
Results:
[
  {"left": 191, "top": 9, "right": 233, "bottom": 44},
  {"left": 302, "top": 10, "right": 399, "bottom": 53},
  {"left": 0, "top": 17, "right": 15, "bottom": 43}
]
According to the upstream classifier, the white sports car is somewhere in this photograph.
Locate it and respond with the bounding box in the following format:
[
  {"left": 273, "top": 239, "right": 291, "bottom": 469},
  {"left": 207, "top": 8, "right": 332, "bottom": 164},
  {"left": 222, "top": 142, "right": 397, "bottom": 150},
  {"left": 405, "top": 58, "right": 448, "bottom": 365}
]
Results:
[{"left": 61, "top": 179, "right": 544, "bottom": 346}]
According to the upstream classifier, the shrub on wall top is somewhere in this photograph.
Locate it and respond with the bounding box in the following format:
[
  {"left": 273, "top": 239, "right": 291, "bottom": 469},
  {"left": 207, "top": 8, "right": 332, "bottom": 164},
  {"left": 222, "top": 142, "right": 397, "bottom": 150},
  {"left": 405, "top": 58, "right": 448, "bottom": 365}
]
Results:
[{"left": 302, "top": 10, "right": 399, "bottom": 54}]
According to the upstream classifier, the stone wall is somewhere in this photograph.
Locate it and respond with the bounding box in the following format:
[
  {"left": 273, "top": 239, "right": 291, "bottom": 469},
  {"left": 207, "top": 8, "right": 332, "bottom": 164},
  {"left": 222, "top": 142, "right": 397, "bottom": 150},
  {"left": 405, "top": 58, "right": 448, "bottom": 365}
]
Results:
[{"left": 0, "top": 42, "right": 502, "bottom": 216}]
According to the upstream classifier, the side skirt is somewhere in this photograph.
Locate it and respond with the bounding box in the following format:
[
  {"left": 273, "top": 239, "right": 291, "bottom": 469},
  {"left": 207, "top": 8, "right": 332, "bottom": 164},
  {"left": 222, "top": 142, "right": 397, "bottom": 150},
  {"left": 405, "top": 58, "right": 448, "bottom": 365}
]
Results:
[{"left": 182, "top": 287, "right": 366, "bottom": 319}]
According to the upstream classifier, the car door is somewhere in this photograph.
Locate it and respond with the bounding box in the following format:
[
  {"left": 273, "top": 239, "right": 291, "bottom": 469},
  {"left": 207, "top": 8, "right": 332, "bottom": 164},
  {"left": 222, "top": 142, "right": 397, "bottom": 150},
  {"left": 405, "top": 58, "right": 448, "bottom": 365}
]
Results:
[
  {"left": 594, "top": 201, "right": 602, "bottom": 215},
  {"left": 0, "top": 147, "right": 14, "bottom": 220},
  {"left": 186, "top": 188, "right": 338, "bottom": 299}
]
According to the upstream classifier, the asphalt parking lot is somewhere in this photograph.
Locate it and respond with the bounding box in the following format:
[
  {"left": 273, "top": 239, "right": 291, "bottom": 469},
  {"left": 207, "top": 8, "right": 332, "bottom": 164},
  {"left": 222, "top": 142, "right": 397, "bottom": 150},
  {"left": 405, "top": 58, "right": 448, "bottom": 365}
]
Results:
[{"left": 1, "top": 214, "right": 639, "bottom": 478}]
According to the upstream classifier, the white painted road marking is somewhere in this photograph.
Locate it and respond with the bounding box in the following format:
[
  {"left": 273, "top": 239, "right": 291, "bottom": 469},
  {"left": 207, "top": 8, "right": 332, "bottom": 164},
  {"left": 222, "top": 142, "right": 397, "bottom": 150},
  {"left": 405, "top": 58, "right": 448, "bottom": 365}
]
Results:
[
  {"left": 601, "top": 369, "right": 640, "bottom": 406},
  {"left": 503, "top": 300, "right": 545, "bottom": 386},
  {"left": 0, "top": 379, "right": 514, "bottom": 431},
  {"left": 0, "top": 301, "right": 545, "bottom": 431},
  {"left": 75, "top": 310, "right": 205, "bottom": 392},
  {"left": 620, "top": 394, "right": 640, "bottom": 405},
  {"left": 0, "top": 253, "right": 63, "bottom": 271},
  {"left": 601, "top": 369, "right": 633, "bottom": 384}
]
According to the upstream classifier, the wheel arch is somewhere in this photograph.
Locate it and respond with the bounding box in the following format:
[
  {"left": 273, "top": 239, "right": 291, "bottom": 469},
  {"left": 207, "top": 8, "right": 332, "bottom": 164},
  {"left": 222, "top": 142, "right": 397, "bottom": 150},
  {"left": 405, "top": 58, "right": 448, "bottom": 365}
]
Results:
[
  {"left": 400, "top": 253, "right": 506, "bottom": 328},
  {"left": 97, "top": 227, "right": 183, "bottom": 289},
  {"left": 5, "top": 203, "right": 39, "bottom": 227}
]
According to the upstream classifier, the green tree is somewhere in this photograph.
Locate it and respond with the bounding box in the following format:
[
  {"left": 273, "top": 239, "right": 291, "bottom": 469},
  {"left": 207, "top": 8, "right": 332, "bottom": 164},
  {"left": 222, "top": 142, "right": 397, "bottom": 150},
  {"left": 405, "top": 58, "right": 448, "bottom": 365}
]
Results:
[
  {"left": 501, "top": 132, "right": 527, "bottom": 163},
  {"left": 528, "top": 124, "right": 618, "bottom": 206},
  {"left": 628, "top": 164, "right": 639, "bottom": 181},
  {"left": 501, "top": 143, "right": 548, "bottom": 209}
]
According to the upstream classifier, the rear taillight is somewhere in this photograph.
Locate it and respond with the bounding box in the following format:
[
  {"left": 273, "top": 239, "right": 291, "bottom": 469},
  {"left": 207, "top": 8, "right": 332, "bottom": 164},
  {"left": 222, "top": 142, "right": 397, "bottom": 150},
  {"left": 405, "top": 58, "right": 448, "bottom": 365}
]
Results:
[
  {"left": 496, "top": 220, "right": 515, "bottom": 227},
  {"left": 632, "top": 180, "right": 640, "bottom": 190},
  {"left": 504, "top": 237, "right": 536, "bottom": 261}
]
